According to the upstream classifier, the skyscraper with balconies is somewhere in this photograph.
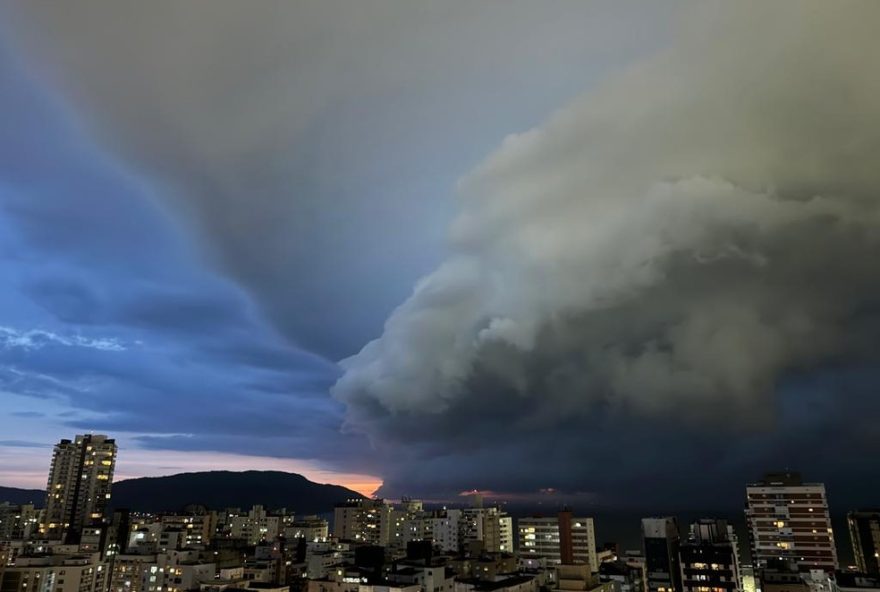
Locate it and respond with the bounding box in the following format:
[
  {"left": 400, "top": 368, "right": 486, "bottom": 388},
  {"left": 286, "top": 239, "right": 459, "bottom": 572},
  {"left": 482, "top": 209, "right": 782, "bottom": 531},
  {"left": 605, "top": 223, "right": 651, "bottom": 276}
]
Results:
[
  {"left": 745, "top": 472, "right": 837, "bottom": 573},
  {"left": 42, "top": 434, "right": 117, "bottom": 542}
]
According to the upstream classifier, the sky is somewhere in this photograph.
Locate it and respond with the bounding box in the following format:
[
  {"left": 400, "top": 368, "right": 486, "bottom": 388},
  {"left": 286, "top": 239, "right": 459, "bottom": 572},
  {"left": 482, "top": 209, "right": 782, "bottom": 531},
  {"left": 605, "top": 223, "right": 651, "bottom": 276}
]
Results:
[{"left": 1, "top": 1, "right": 880, "bottom": 511}]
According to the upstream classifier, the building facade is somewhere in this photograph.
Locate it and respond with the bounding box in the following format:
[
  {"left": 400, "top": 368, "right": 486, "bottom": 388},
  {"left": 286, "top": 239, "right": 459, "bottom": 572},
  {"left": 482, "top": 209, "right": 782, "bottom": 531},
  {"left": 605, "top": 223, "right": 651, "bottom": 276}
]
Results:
[
  {"left": 0, "top": 554, "right": 108, "bottom": 592},
  {"left": 333, "top": 500, "right": 392, "bottom": 546},
  {"left": 461, "top": 508, "right": 513, "bottom": 554},
  {"left": 599, "top": 559, "right": 645, "bottom": 592},
  {"left": 285, "top": 516, "right": 330, "bottom": 543},
  {"left": 431, "top": 510, "right": 462, "bottom": 553},
  {"left": 159, "top": 513, "right": 218, "bottom": 548},
  {"left": 0, "top": 504, "right": 41, "bottom": 541},
  {"left": 678, "top": 519, "right": 741, "bottom": 592},
  {"left": 519, "top": 513, "right": 598, "bottom": 571},
  {"left": 745, "top": 473, "right": 837, "bottom": 573},
  {"left": 848, "top": 511, "right": 880, "bottom": 575},
  {"left": 228, "top": 506, "right": 281, "bottom": 545},
  {"left": 642, "top": 517, "right": 681, "bottom": 592},
  {"left": 42, "top": 435, "right": 117, "bottom": 543}
]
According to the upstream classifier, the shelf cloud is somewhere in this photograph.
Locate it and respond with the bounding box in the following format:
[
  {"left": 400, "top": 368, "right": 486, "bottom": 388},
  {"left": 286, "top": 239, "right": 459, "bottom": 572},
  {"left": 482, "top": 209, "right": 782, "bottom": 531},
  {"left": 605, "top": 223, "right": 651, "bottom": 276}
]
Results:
[{"left": 334, "top": 1, "right": 880, "bottom": 503}]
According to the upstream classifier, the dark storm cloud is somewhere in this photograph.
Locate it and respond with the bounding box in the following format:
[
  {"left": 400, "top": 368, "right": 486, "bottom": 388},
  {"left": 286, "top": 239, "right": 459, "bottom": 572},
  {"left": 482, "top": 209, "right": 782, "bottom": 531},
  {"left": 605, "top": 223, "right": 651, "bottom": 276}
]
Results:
[
  {"left": 333, "top": 2, "right": 880, "bottom": 506},
  {"left": 343, "top": 363, "right": 880, "bottom": 510}
]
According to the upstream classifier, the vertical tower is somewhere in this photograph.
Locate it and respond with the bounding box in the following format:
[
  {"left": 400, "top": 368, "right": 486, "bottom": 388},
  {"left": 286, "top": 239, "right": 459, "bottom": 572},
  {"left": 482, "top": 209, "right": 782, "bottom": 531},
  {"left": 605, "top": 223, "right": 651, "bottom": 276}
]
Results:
[
  {"left": 679, "top": 519, "right": 742, "bottom": 592},
  {"left": 42, "top": 434, "right": 117, "bottom": 542},
  {"left": 498, "top": 512, "right": 514, "bottom": 553},
  {"left": 642, "top": 516, "right": 682, "bottom": 592},
  {"left": 332, "top": 498, "right": 391, "bottom": 545},
  {"left": 745, "top": 472, "right": 837, "bottom": 573},
  {"left": 559, "top": 509, "right": 575, "bottom": 564},
  {"left": 847, "top": 510, "right": 880, "bottom": 574}
]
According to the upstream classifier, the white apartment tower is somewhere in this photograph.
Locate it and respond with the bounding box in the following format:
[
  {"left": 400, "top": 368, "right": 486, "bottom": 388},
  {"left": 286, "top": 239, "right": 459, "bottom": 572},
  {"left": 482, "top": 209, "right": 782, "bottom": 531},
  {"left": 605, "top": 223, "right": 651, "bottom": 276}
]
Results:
[
  {"left": 431, "top": 509, "right": 462, "bottom": 552},
  {"left": 745, "top": 472, "right": 838, "bottom": 573},
  {"left": 42, "top": 434, "right": 117, "bottom": 542},
  {"left": 389, "top": 499, "right": 431, "bottom": 550}
]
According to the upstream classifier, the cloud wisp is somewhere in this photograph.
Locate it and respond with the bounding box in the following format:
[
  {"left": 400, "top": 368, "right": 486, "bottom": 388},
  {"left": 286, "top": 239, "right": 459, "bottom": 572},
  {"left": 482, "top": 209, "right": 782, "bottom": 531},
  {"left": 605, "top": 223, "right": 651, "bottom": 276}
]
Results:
[{"left": 0, "top": 326, "right": 126, "bottom": 352}]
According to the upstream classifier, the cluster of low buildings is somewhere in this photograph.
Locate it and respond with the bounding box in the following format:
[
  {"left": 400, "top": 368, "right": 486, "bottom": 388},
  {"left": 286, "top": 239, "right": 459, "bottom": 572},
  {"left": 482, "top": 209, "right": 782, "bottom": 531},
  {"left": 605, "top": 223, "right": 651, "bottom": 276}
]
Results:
[{"left": 3, "top": 436, "right": 880, "bottom": 592}]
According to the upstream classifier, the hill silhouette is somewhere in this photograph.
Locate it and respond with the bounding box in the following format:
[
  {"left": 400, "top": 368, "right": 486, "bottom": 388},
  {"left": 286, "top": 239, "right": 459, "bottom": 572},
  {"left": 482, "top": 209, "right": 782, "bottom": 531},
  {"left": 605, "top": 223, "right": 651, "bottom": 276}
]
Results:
[
  {"left": 1, "top": 470, "right": 364, "bottom": 514},
  {"left": 0, "top": 486, "right": 44, "bottom": 506}
]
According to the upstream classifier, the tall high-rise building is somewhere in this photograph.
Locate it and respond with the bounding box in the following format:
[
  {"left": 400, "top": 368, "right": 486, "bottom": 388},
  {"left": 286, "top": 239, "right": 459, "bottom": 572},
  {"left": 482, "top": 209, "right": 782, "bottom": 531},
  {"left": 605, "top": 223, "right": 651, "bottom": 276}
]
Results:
[
  {"left": 744, "top": 472, "right": 837, "bottom": 573},
  {"left": 519, "top": 512, "right": 598, "bottom": 571},
  {"left": 389, "top": 498, "right": 430, "bottom": 551},
  {"left": 642, "top": 517, "right": 681, "bottom": 592},
  {"left": 333, "top": 498, "right": 392, "bottom": 545},
  {"left": 679, "top": 519, "right": 742, "bottom": 592},
  {"left": 848, "top": 511, "right": 880, "bottom": 574},
  {"left": 42, "top": 434, "right": 117, "bottom": 542}
]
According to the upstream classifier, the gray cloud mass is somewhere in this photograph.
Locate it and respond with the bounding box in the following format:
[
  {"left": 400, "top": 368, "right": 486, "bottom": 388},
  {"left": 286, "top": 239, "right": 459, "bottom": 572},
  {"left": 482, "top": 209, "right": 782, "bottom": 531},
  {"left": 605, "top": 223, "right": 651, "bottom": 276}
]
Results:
[{"left": 333, "top": 2, "right": 880, "bottom": 503}]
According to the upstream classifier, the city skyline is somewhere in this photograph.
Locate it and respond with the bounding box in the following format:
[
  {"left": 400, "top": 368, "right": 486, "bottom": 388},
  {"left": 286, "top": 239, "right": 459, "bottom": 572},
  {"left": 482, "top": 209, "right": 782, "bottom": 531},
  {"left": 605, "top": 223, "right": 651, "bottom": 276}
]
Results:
[
  {"left": 4, "top": 434, "right": 877, "bottom": 565},
  {"left": 2, "top": 1, "right": 880, "bottom": 511},
  {"left": 3, "top": 431, "right": 880, "bottom": 592}
]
